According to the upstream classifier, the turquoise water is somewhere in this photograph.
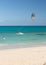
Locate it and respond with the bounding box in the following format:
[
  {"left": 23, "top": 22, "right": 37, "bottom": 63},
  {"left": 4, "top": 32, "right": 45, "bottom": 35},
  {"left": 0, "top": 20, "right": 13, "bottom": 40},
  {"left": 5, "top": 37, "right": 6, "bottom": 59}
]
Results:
[
  {"left": 0, "top": 26, "right": 46, "bottom": 45},
  {"left": 0, "top": 33, "right": 46, "bottom": 44},
  {"left": 0, "top": 26, "right": 46, "bottom": 33}
]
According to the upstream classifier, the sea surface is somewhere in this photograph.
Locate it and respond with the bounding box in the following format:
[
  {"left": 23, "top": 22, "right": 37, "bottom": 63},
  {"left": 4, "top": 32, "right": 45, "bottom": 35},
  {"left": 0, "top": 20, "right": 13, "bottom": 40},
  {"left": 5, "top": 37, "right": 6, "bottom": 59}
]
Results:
[{"left": 0, "top": 26, "right": 46, "bottom": 49}]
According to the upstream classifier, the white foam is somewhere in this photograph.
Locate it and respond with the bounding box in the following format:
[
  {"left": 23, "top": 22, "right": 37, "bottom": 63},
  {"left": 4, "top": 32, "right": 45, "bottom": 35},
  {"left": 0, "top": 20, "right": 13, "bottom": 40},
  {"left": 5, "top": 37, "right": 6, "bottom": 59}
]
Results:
[
  {"left": 3, "top": 37, "right": 6, "bottom": 40},
  {"left": 16, "top": 32, "right": 24, "bottom": 35}
]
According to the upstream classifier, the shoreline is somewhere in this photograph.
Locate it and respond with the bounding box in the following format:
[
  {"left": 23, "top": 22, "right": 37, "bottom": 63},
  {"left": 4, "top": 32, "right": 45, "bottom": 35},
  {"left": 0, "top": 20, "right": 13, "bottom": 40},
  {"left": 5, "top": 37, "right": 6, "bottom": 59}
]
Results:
[{"left": 0, "top": 42, "right": 46, "bottom": 50}]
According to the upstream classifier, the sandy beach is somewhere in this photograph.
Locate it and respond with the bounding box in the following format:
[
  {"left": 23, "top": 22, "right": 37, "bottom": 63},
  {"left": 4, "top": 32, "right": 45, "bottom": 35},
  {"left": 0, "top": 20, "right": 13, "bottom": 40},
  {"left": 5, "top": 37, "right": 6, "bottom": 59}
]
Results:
[{"left": 0, "top": 45, "right": 46, "bottom": 65}]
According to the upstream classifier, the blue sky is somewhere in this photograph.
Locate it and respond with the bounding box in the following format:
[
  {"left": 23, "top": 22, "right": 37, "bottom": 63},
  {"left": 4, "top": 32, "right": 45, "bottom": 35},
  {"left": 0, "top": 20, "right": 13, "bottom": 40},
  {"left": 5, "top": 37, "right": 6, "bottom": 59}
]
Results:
[{"left": 0, "top": 0, "right": 46, "bottom": 26}]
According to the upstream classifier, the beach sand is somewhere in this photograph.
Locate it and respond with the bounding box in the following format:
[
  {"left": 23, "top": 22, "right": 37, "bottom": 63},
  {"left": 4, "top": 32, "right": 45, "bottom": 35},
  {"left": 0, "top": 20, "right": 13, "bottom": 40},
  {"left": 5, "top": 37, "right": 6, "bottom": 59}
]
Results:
[{"left": 0, "top": 46, "right": 46, "bottom": 65}]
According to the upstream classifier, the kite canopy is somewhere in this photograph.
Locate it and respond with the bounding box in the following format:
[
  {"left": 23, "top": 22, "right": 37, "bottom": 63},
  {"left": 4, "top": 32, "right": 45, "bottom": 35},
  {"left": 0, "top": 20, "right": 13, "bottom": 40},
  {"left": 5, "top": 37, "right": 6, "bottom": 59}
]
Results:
[
  {"left": 31, "top": 13, "right": 35, "bottom": 21},
  {"left": 32, "top": 17, "right": 35, "bottom": 20}
]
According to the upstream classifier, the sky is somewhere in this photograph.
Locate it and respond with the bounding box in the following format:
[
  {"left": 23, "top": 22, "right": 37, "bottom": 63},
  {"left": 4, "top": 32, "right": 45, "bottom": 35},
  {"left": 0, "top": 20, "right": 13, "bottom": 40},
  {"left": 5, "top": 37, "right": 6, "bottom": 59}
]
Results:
[{"left": 0, "top": 0, "right": 46, "bottom": 26}]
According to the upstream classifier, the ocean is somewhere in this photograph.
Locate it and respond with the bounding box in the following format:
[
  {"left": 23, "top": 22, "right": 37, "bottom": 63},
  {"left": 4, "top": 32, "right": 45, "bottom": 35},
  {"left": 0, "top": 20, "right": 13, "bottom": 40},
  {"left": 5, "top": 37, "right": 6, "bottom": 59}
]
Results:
[
  {"left": 0, "top": 26, "right": 46, "bottom": 49},
  {"left": 0, "top": 26, "right": 46, "bottom": 33}
]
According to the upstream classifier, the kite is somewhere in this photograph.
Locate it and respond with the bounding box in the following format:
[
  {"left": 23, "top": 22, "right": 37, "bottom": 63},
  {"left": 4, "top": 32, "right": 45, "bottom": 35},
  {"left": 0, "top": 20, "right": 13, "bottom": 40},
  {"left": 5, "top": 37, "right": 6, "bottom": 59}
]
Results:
[{"left": 31, "top": 13, "right": 35, "bottom": 21}]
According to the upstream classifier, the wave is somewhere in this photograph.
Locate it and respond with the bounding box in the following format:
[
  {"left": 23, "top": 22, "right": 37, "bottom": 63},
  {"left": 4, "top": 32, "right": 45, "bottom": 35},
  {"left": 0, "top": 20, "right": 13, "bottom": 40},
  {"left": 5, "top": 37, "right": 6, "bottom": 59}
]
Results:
[
  {"left": 36, "top": 33, "right": 46, "bottom": 36},
  {"left": 16, "top": 32, "right": 24, "bottom": 35}
]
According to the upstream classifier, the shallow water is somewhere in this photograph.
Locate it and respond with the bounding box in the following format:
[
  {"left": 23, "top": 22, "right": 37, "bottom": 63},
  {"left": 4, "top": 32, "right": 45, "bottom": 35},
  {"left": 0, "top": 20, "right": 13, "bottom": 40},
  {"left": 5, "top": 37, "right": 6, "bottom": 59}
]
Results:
[
  {"left": 0, "top": 32, "right": 46, "bottom": 49},
  {"left": 0, "top": 33, "right": 46, "bottom": 44}
]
